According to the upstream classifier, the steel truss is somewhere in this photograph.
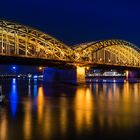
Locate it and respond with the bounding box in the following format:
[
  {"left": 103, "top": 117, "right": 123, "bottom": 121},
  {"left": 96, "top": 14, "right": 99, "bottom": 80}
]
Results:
[
  {"left": 0, "top": 20, "right": 140, "bottom": 68},
  {"left": 74, "top": 40, "right": 140, "bottom": 67},
  {"left": 0, "top": 20, "right": 74, "bottom": 61}
]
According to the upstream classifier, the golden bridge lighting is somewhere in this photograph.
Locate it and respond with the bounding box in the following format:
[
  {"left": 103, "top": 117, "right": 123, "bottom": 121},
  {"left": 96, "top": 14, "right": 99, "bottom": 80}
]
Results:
[
  {"left": 0, "top": 20, "right": 140, "bottom": 69},
  {"left": 74, "top": 40, "right": 140, "bottom": 68},
  {"left": 76, "top": 66, "right": 85, "bottom": 83},
  {"left": 38, "top": 67, "right": 43, "bottom": 71},
  {"left": 126, "top": 70, "right": 129, "bottom": 78},
  {"left": 86, "top": 66, "right": 90, "bottom": 70}
]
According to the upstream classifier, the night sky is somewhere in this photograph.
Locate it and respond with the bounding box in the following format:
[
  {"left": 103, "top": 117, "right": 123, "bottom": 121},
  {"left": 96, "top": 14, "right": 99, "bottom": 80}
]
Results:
[{"left": 0, "top": 0, "right": 140, "bottom": 46}]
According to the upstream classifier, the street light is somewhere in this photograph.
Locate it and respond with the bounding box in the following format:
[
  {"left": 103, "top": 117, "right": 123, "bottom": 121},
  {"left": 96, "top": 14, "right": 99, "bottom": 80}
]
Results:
[
  {"left": 38, "top": 67, "right": 43, "bottom": 71},
  {"left": 11, "top": 66, "right": 17, "bottom": 78},
  {"left": 12, "top": 66, "right": 16, "bottom": 70}
]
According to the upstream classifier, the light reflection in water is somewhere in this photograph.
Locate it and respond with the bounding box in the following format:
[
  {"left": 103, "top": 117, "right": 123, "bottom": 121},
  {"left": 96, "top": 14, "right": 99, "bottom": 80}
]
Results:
[
  {"left": 59, "top": 98, "right": 68, "bottom": 134},
  {"left": 75, "top": 87, "right": 94, "bottom": 133},
  {"left": 44, "top": 107, "right": 51, "bottom": 138},
  {"left": 28, "top": 79, "right": 31, "bottom": 97},
  {"left": 24, "top": 100, "right": 32, "bottom": 140},
  {"left": 33, "top": 79, "right": 38, "bottom": 97},
  {"left": 0, "top": 111, "right": 7, "bottom": 140},
  {"left": 1, "top": 79, "right": 140, "bottom": 139},
  {"left": 10, "top": 78, "right": 18, "bottom": 117},
  {"left": 37, "top": 86, "right": 45, "bottom": 124},
  {"left": 95, "top": 82, "right": 140, "bottom": 128}
]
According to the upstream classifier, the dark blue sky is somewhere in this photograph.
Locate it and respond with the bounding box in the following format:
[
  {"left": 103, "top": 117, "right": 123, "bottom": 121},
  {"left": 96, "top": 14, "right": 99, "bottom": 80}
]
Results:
[{"left": 0, "top": 0, "right": 140, "bottom": 46}]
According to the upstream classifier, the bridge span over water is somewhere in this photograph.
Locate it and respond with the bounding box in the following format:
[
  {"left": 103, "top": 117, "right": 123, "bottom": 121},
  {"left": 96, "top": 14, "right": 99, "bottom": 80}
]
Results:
[
  {"left": 0, "top": 20, "right": 140, "bottom": 83},
  {"left": 0, "top": 20, "right": 140, "bottom": 68}
]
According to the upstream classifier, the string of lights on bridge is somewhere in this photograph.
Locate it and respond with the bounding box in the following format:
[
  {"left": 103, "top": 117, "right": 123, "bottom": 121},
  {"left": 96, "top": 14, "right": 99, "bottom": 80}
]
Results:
[{"left": 0, "top": 20, "right": 140, "bottom": 68}]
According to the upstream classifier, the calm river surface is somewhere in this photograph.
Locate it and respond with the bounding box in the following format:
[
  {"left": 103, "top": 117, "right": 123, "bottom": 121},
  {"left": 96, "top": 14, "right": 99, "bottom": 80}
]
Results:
[{"left": 0, "top": 78, "right": 140, "bottom": 140}]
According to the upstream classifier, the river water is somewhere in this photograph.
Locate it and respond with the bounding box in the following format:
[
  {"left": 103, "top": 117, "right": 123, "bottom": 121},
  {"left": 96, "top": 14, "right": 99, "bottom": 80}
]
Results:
[{"left": 0, "top": 78, "right": 140, "bottom": 140}]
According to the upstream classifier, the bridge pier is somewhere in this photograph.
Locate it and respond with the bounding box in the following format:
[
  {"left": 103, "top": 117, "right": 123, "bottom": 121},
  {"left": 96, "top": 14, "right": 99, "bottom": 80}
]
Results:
[
  {"left": 43, "top": 66, "right": 85, "bottom": 85},
  {"left": 127, "top": 70, "right": 140, "bottom": 78}
]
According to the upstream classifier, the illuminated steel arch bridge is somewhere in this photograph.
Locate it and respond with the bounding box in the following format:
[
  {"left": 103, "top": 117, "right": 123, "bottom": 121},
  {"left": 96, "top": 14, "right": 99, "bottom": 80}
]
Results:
[
  {"left": 0, "top": 20, "right": 74, "bottom": 66},
  {"left": 73, "top": 40, "right": 140, "bottom": 68},
  {"left": 0, "top": 20, "right": 140, "bottom": 69}
]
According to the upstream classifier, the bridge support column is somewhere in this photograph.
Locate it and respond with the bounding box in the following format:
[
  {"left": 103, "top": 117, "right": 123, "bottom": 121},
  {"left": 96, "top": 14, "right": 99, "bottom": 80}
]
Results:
[
  {"left": 76, "top": 66, "right": 86, "bottom": 84},
  {"left": 43, "top": 66, "right": 85, "bottom": 85},
  {"left": 127, "top": 70, "right": 140, "bottom": 78}
]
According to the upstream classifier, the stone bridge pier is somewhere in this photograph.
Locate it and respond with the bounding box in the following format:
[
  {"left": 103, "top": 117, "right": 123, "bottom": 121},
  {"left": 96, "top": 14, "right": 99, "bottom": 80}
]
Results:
[{"left": 43, "top": 66, "right": 85, "bottom": 85}]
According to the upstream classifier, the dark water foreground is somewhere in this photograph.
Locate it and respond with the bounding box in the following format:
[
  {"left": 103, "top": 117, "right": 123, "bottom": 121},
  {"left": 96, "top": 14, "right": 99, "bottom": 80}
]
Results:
[{"left": 0, "top": 78, "right": 140, "bottom": 140}]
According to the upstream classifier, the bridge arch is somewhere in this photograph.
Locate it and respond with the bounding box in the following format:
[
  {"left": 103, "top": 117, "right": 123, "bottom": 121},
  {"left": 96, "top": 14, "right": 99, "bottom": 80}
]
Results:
[
  {"left": 0, "top": 20, "right": 140, "bottom": 69},
  {"left": 0, "top": 20, "right": 74, "bottom": 61},
  {"left": 73, "top": 40, "right": 140, "bottom": 67}
]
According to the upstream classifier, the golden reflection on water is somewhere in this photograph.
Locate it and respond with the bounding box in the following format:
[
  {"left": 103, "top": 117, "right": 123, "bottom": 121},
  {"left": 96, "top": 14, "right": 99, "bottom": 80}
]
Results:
[
  {"left": 37, "top": 82, "right": 140, "bottom": 134},
  {"left": 37, "top": 86, "right": 45, "bottom": 124},
  {"left": 44, "top": 107, "right": 51, "bottom": 138},
  {"left": 73, "top": 82, "right": 140, "bottom": 130},
  {"left": 59, "top": 98, "right": 68, "bottom": 134},
  {"left": 24, "top": 100, "right": 32, "bottom": 140},
  {"left": 1, "top": 80, "right": 140, "bottom": 139},
  {"left": 75, "top": 87, "right": 94, "bottom": 133},
  {"left": 0, "top": 111, "right": 7, "bottom": 140},
  {"left": 96, "top": 82, "right": 140, "bottom": 128}
]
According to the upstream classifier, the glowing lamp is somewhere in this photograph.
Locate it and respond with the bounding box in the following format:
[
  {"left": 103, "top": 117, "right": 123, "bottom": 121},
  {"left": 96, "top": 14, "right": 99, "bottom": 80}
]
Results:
[
  {"left": 12, "top": 66, "right": 16, "bottom": 70},
  {"left": 38, "top": 67, "right": 43, "bottom": 71}
]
